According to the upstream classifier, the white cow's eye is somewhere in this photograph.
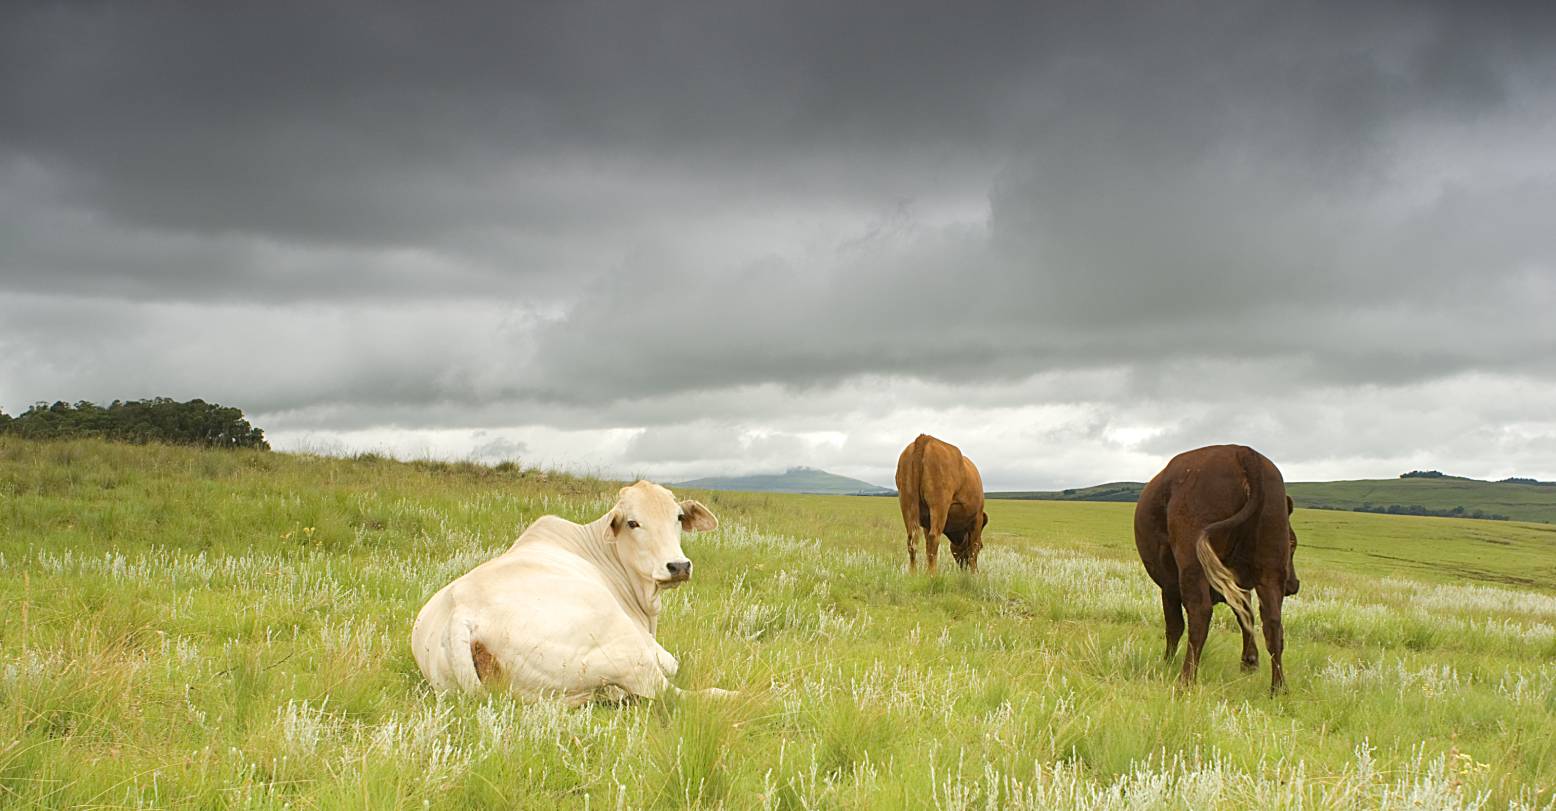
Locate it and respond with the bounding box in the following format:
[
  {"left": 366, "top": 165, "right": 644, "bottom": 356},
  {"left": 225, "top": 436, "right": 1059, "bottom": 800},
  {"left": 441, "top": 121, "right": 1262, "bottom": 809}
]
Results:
[{"left": 627, "top": 520, "right": 640, "bottom": 529}]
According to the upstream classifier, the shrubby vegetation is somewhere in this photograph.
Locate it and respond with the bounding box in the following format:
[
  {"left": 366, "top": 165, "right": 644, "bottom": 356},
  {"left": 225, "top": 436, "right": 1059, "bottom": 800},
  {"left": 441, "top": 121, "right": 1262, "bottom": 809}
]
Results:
[
  {"left": 1400, "top": 470, "right": 1447, "bottom": 479},
  {"left": 1500, "top": 477, "right": 1555, "bottom": 486},
  {"left": 0, "top": 397, "right": 267, "bottom": 448}
]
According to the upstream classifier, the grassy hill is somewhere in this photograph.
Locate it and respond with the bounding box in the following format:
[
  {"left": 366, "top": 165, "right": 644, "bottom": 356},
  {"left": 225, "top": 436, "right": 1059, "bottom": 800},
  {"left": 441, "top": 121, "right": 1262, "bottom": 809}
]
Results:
[
  {"left": 675, "top": 466, "right": 892, "bottom": 495},
  {"left": 3, "top": 437, "right": 1555, "bottom": 808},
  {"left": 1288, "top": 477, "right": 1556, "bottom": 524},
  {"left": 993, "top": 475, "right": 1556, "bottom": 524},
  {"left": 990, "top": 481, "right": 1147, "bottom": 502}
]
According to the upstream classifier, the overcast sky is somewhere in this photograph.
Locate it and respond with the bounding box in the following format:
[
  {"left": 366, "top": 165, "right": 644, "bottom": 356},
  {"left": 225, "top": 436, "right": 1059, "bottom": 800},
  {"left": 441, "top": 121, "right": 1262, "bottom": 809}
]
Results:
[{"left": 2, "top": 1, "right": 1554, "bottom": 489}]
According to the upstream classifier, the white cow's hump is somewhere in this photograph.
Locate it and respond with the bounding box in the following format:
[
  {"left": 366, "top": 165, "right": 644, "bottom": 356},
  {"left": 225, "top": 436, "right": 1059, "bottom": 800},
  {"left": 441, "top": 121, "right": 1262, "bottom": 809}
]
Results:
[
  {"left": 458, "top": 547, "right": 611, "bottom": 609},
  {"left": 510, "top": 514, "right": 585, "bottom": 548}
]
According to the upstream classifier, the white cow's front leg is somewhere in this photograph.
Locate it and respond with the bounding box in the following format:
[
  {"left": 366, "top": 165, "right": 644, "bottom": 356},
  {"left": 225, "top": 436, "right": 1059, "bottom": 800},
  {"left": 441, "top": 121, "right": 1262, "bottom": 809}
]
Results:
[
  {"left": 639, "top": 643, "right": 739, "bottom": 701},
  {"left": 655, "top": 643, "right": 679, "bottom": 678}
]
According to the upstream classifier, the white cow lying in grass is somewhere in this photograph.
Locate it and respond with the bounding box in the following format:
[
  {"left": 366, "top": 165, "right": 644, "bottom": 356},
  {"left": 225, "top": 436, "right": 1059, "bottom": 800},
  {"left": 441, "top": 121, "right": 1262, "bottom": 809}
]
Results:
[{"left": 412, "top": 480, "right": 725, "bottom": 704}]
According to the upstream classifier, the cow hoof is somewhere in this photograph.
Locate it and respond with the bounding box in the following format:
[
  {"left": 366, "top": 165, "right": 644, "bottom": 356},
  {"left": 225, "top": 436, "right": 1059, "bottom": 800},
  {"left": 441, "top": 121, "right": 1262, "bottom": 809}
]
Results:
[{"left": 1241, "top": 657, "right": 1258, "bottom": 672}]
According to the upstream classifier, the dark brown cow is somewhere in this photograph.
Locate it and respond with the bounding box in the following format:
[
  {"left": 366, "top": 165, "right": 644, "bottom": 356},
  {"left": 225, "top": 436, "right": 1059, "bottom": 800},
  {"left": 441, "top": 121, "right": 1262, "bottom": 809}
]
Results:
[
  {"left": 895, "top": 434, "right": 988, "bottom": 573},
  {"left": 1134, "top": 444, "right": 1301, "bottom": 692}
]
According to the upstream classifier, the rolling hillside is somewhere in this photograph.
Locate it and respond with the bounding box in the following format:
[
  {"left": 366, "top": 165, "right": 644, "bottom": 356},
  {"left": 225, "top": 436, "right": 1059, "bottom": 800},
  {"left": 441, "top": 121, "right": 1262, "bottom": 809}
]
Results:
[
  {"left": 990, "top": 481, "right": 1147, "bottom": 503},
  {"left": 675, "top": 466, "right": 892, "bottom": 495},
  {"left": 1288, "top": 476, "right": 1556, "bottom": 523},
  {"left": 992, "top": 475, "right": 1556, "bottom": 524}
]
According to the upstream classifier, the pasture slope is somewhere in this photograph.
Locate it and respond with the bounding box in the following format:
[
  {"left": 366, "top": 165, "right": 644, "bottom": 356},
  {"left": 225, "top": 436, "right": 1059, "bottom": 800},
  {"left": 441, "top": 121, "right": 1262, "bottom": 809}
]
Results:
[
  {"left": 993, "top": 477, "right": 1556, "bottom": 525},
  {"left": 2, "top": 437, "right": 1554, "bottom": 809}
]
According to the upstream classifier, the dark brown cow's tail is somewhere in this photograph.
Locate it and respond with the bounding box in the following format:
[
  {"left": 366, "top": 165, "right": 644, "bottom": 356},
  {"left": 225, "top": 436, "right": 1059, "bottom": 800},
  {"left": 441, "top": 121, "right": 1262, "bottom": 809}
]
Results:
[{"left": 1193, "top": 447, "right": 1263, "bottom": 637}]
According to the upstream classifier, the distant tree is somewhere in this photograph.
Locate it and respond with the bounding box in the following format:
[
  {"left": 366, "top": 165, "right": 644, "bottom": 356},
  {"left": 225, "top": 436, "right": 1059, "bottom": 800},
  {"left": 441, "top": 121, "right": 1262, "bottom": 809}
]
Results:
[
  {"left": 1400, "top": 470, "right": 1446, "bottom": 479},
  {"left": 1500, "top": 477, "right": 1539, "bottom": 485},
  {"left": 0, "top": 398, "right": 268, "bottom": 449}
]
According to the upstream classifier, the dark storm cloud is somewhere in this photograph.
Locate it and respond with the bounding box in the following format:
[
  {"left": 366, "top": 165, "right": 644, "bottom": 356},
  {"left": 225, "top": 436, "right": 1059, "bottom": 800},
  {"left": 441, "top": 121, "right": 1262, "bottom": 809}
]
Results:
[
  {"left": 5, "top": 2, "right": 1544, "bottom": 276},
  {"left": 0, "top": 1, "right": 1013, "bottom": 252},
  {"left": 2, "top": 0, "right": 1554, "bottom": 480},
  {"left": 516, "top": 0, "right": 1556, "bottom": 398}
]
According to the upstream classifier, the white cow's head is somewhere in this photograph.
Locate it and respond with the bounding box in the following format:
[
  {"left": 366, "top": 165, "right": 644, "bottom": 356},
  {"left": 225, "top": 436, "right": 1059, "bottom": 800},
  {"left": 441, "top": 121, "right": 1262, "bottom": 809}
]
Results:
[{"left": 609, "top": 481, "right": 718, "bottom": 589}]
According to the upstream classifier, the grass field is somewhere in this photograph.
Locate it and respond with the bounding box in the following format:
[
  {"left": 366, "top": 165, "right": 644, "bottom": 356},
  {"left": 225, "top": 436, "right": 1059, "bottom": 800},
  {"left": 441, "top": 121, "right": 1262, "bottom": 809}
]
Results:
[{"left": 3, "top": 437, "right": 1555, "bottom": 809}]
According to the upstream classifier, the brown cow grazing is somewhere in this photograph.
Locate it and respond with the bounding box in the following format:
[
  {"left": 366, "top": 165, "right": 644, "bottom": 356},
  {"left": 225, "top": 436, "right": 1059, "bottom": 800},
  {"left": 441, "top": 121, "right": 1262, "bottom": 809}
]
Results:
[
  {"left": 896, "top": 434, "right": 988, "bottom": 573},
  {"left": 1134, "top": 445, "right": 1301, "bottom": 693}
]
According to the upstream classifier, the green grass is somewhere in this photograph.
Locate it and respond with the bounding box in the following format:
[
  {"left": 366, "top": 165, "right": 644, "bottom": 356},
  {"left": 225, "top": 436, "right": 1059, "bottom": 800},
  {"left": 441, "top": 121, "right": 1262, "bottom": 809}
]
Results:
[{"left": 3, "top": 437, "right": 1555, "bottom": 809}]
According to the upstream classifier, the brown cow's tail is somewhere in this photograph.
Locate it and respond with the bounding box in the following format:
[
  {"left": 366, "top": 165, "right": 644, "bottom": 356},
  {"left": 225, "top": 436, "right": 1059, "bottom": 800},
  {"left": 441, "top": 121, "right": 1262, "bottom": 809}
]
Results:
[
  {"left": 1195, "top": 531, "right": 1256, "bottom": 636},
  {"left": 902, "top": 434, "right": 932, "bottom": 517},
  {"left": 1193, "top": 447, "right": 1264, "bottom": 636}
]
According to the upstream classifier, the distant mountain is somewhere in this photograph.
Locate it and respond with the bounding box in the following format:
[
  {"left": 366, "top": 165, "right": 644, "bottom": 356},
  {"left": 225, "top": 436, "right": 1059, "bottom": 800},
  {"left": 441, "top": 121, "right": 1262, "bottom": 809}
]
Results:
[
  {"left": 675, "top": 467, "right": 893, "bottom": 495},
  {"left": 990, "top": 473, "right": 1556, "bottom": 524}
]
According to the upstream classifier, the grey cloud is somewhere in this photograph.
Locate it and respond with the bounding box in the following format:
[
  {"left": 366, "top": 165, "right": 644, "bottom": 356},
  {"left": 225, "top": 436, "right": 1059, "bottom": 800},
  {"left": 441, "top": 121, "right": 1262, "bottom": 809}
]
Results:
[
  {"left": 7, "top": 2, "right": 1550, "bottom": 291},
  {"left": 623, "top": 422, "right": 750, "bottom": 465},
  {"left": 0, "top": 1, "right": 1012, "bottom": 251}
]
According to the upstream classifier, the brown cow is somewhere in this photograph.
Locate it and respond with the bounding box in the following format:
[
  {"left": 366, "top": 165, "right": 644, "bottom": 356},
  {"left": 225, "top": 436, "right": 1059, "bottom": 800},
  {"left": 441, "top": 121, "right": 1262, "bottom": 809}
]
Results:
[
  {"left": 895, "top": 434, "right": 988, "bottom": 573},
  {"left": 1134, "top": 444, "right": 1300, "bottom": 693}
]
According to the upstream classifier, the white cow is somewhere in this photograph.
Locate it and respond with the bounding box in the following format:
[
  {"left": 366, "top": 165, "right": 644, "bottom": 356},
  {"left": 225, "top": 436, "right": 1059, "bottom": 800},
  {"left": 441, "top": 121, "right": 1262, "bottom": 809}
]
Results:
[{"left": 411, "top": 480, "right": 721, "bottom": 704}]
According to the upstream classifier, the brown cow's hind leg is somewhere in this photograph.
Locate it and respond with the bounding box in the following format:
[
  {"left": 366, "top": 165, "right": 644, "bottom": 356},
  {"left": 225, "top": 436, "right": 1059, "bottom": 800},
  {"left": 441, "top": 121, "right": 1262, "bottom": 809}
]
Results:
[
  {"left": 900, "top": 496, "right": 922, "bottom": 572},
  {"left": 1235, "top": 598, "right": 1260, "bottom": 671},
  {"left": 1175, "top": 547, "right": 1213, "bottom": 685},
  {"left": 1161, "top": 588, "right": 1185, "bottom": 661},
  {"left": 1180, "top": 598, "right": 1211, "bottom": 685},
  {"left": 1257, "top": 581, "right": 1287, "bottom": 694},
  {"left": 962, "top": 520, "right": 984, "bottom": 572},
  {"left": 923, "top": 503, "right": 948, "bottom": 575}
]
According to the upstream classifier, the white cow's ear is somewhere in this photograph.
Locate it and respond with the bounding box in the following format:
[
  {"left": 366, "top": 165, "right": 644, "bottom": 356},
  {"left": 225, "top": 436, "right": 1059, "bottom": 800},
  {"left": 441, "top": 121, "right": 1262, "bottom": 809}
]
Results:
[
  {"left": 609, "top": 508, "right": 624, "bottom": 534},
  {"left": 678, "top": 500, "right": 718, "bottom": 532}
]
